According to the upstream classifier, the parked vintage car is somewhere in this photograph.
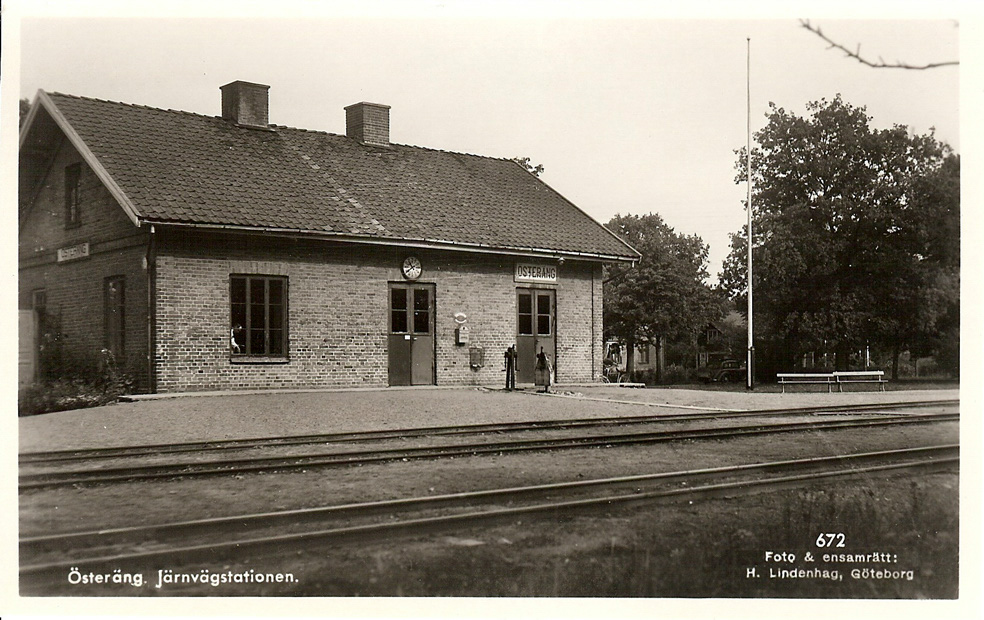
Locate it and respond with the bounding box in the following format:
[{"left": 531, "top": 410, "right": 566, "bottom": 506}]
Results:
[{"left": 697, "top": 358, "right": 747, "bottom": 383}]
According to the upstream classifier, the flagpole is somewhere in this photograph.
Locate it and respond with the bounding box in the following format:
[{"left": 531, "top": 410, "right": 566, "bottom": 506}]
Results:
[{"left": 746, "top": 37, "right": 755, "bottom": 390}]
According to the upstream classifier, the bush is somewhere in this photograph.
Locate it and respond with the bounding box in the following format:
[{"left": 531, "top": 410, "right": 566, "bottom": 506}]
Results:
[
  {"left": 630, "top": 369, "right": 657, "bottom": 385},
  {"left": 659, "top": 364, "right": 693, "bottom": 385},
  {"left": 18, "top": 348, "right": 133, "bottom": 416}
]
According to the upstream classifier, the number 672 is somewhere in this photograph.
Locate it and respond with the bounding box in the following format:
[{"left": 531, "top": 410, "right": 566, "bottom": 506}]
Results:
[{"left": 816, "top": 533, "right": 846, "bottom": 548}]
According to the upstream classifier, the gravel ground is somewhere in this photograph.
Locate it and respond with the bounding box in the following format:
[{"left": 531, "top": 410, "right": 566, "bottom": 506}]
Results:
[{"left": 18, "top": 385, "right": 959, "bottom": 453}]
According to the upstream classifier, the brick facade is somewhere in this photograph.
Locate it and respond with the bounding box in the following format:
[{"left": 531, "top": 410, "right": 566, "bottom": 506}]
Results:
[
  {"left": 152, "top": 230, "right": 602, "bottom": 392},
  {"left": 19, "top": 108, "right": 613, "bottom": 395},
  {"left": 18, "top": 140, "right": 151, "bottom": 389}
]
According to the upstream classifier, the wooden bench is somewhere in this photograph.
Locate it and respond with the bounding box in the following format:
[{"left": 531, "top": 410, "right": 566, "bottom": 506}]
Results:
[
  {"left": 777, "top": 373, "right": 836, "bottom": 393},
  {"left": 833, "top": 370, "right": 887, "bottom": 392},
  {"left": 777, "top": 371, "right": 888, "bottom": 393}
]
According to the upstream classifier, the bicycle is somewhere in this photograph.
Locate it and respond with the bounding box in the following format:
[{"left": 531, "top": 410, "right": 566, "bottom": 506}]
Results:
[{"left": 602, "top": 360, "right": 625, "bottom": 384}]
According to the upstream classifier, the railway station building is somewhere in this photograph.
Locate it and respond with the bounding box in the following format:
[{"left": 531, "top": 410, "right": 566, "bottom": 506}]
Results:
[{"left": 18, "top": 81, "right": 639, "bottom": 393}]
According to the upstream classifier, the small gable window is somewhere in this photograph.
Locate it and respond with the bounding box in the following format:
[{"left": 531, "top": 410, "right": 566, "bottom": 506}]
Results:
[{"left": 64, "top": 163, "right": 82, "bottom": 227}]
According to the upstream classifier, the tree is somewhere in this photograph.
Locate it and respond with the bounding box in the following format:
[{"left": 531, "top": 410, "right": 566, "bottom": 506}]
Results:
[
  {"left": 20, "top": 98, "right": 32, "bottom": 126},
  {"left": 721, "top": 95, "right": 959, "bottom": 378},
  {"left": 604, "top": 213, "right": 724, "bottom": 378},
  {"left": 510, "top": 157, "right": 544, "bottom": 177},
  {"left": 716, "top": 310, "right": 748, "bottom": 360},
  {"left": 799, "top": 20, "right": 958, "bottom": 70},
  {"left": 874, "top": 152, "right": 960, "bottom": 377}
]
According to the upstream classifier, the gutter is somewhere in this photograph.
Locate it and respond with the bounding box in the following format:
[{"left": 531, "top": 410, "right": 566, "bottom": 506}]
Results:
[{"left": 142, "top": 219, "right": 640, "bottom": 264}]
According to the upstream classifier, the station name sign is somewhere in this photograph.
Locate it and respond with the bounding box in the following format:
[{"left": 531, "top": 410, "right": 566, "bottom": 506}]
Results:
[
  {"left": 57, "top": 242, "right": 90, "bottom": 263},
  {"left": 515, "top": 263, "right": 558, "bottom": 284}
]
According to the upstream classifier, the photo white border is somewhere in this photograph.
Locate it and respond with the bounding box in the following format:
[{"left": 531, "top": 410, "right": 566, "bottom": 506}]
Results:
[{"left": 2, "top": 1, "right": 980, "bottom": 618}]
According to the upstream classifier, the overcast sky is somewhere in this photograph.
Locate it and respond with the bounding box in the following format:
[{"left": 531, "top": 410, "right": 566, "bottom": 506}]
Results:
[{"left": 10, "top": 3, "right": 963, "bottom": 281}]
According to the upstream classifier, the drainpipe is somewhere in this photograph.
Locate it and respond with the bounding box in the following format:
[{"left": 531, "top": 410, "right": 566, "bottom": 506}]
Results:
[{"left": 146, "top": 224, "right": 157, "bottom": 393}]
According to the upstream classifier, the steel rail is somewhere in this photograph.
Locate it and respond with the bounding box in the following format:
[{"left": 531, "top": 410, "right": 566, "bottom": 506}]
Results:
[
  {"left": 19, "top": 412, "right": 959, "bottom": 490},
  {"left": 19, "top": 445, "right": 959, "bottom": 576},
  {"left": 19, "top": 398, "right": 958, "bottom": 465}
]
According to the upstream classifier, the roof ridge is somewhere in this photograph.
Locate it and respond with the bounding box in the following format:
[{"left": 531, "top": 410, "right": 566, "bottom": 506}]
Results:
[
  {"left": 46, "top": 91, "right": 513, "bottom": 163},
  {"left": 276, "top": 125, "right": 511, "bottom": 162},
  {"left": 47, "top": 91, "right": 220, "bottom": 121}
]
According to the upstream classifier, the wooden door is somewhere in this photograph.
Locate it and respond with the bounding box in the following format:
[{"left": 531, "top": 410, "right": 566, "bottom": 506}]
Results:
[
  {"left": 388, "top": 283, "right": 435, "bottom": 386},
  {"left": 516, "top": 288, "right": 555, "bottom": 384}
]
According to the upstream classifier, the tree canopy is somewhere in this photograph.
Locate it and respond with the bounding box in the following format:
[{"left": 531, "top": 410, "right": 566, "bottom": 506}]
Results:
[
  {"left": 721, "top": 95, "right": 959, "bottom": 376},
  {"left": 605, "top": 213, "right": 724, "bottom": 373},
  {"left": 510, "top": 157, "right": 544, "bottom": 177},
  {"left": 20, "top": 98, "right": 32, "bottom": 126}
]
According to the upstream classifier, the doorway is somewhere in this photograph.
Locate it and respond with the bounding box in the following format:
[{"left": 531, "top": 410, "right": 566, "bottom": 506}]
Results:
[
  {"left": 388, "top": 283, "right": 436, "bottom": 386},
  {"left": 516, "top": 288, "right": 555, "bottom": 384}
]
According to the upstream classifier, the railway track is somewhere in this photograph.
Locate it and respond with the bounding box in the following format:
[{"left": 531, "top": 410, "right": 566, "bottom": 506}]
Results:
[
  {"left": 19, "top": 444, "right": 959, "bottom": 582},
  {"left": 19, "top": 409, "right": 958, "bottom": 489},
  {"left": 20, "top": 398, "right": 956, "bottom": 465}
]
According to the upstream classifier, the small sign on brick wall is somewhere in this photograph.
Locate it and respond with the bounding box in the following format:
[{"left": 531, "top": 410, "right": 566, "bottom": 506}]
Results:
[
  {"left": 514, "top": 263, "right": 558, "bottom": 284},
  {"left": 57, "top": 242, "right": 90, "bottom": 263}
]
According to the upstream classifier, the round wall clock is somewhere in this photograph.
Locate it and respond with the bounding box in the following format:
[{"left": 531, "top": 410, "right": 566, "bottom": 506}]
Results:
[{"left": 401, "top": 256, "right": 422, "bottom": 280}]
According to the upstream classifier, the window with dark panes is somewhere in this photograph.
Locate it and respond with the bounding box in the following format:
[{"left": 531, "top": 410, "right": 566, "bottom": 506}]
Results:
[
  {"left": 65, "top": 163, "right": 82, "bottom": 227},
  {"left": 104, "top": 276, "right": 125, "bottom": 360},
  {"left": 391, "top": 288, "right": 408, "bottom": 333},
  {"left": 230, "top": 275, "right": 288, "bottom": 356},
  {"left": 413, "top": 287, "right": 431, "bottom": 334},
  {"left": 536, "top": 293, "right": 551, "bottom": 335},
  {"left": 33, "top": 289, "right": 50, "bottom": 368},
  {"left": 518, "top": 292, "right": 533, "bottom": 335}
]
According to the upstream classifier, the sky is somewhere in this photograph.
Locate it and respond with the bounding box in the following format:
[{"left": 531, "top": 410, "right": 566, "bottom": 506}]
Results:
[{"left": 6, "top": 2, "right": 965, "bottom": 281}]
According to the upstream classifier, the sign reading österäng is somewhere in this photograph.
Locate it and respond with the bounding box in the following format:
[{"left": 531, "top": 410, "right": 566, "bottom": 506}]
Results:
[{"left": 514, "top": 263, "right": 558, "bottom": 284}]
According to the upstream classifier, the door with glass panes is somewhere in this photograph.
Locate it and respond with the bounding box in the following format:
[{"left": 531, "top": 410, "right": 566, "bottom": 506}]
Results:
[
  {"left": 516, "top": 288, "right": 555, "bottom": 384},
  {"left": 388, "top": 283, "right": 436, "bottom": 386}
]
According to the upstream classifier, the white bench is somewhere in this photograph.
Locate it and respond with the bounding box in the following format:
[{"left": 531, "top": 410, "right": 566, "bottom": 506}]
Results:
[
  {"left": 833, "top": 370, "right": 887, "bottom": 392},
  {"left": 777, "top": 371, "right": 888, "bottom": 393},
  {"left": 776, "top": 373, "right": 836, "bottom": 393}
]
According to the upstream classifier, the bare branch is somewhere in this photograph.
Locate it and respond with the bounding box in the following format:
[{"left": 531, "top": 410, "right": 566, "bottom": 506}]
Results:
[{"left": 800, "top": 19, "right": 958, "bottom": 70}]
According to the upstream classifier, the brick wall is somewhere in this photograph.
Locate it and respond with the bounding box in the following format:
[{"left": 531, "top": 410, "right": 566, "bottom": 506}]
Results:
[
  {"left": 556, "top": 262, "right": 604, "bottom": 382},
  {"left": 345, "top": 102, "right": 390, "bottom": 146},
  {"left": 18, "top": 140, "right": 151, "bottom": 389},
  {"left": 154, "top": 230, "right": 603, "bottom": 392}
]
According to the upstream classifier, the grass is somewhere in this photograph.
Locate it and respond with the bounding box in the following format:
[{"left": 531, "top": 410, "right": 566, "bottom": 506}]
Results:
[
  {"left": 299, "top": 471, "right": 959, "bottom": 598},
  {"left": 23, "top": 468, "right": 958, "bottom": 597}
]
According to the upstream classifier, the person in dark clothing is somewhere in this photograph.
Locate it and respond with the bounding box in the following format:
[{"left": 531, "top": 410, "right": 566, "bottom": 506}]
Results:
[{"left": 535, "top": 347, "right": 552, "bottom": 393}]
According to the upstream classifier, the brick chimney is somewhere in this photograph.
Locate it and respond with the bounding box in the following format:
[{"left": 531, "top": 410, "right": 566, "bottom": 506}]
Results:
[
  {"left": 344, "top": 102, "right": 391, "bottom": 146},
  {"left": 220, "top": 81, "right": 270, "bottom": 129}
]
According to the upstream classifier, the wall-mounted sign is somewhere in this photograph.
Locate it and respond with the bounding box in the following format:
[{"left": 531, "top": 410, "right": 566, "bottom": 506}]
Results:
[
  {"left": 514, "top": 263, "right": 558, "bottom": 284},
  {"left": 57, "top": 242, "right": 90, "bottom": 263},
  {"left": 469, "top": 345, "right": 485, "bottom": 369}
]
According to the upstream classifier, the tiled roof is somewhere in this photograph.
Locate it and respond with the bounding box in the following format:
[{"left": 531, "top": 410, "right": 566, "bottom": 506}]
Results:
[{"left": 40, "top": 92, "right": 639, "bottom": 260}]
